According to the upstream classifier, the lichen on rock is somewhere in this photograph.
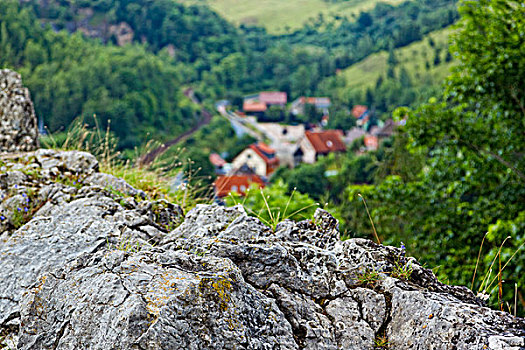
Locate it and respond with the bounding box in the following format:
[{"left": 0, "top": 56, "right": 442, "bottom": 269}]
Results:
[
  {"left": 0, "top": 151, "right": 524, "bottom": 349},
  {"left": 0, "top": 69, "right": 39, "bottom": 153}
]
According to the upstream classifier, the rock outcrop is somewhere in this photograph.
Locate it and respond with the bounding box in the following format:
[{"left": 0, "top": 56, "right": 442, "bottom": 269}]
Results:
[
  {"left": 0, "top": 69, "right": 39, "bottom": 153},
  {"left": 0, "top": 150, "right": 524, "bottom": 349}
]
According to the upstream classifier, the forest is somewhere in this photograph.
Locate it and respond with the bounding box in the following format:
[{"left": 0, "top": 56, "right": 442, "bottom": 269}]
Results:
[{"left": 2, "top": 0, "right": 459, "bottom": 147}]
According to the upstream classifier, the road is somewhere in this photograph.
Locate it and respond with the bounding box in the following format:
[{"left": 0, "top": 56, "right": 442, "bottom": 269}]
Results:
[
  {"left": 138, "top": 89, "right": 212, "bottom": 166},
  {"left": 216, "top": 105, "right": 265, "bottom": 142}
]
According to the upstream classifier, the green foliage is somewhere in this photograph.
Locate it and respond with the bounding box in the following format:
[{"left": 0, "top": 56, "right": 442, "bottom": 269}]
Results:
[
  {"left": 326, "top": 106, "right": 355, "bottom": 130},
  {"left": 373, "top": 334, "right": 389, "bottom": 349},
  {"left": 0, "top": 0, "right": 199, "bottom": 150},
  {"left": 390, "top": 258, "right": 414, "bottom": 281},
  {"left": 226, "top": 180, "right": 318, "bottom": 230},
  {"left": 7, "top": 0, "right": 461, "bottom": 133},
  {"left": 110, "top": 236, "right": 146, "bottom": 253},
  {"left": 332, "top": 0, "right": 525, "bottom": 316},
  {"left": 275, "top": 162, "right": 329, "bottom": 200},
  {"left": 25, "top": 0, "right": 243, "bottom": 63},
  {"left": 355, "top": 267, "right": 382, "bottom": 288},
  {"left": 334, "top": 27, "right": 455, "bottom": 119}
]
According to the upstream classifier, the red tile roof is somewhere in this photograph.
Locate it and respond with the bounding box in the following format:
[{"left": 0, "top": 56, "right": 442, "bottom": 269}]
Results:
[
  {"left": 214, "top": 175, "right": 265, "bottom": 197},
  {"left": 305, "top": 130, "right": 346, "bottom": 154},
  {"left": 249, "top": 143, "right": 280, "bottom": 167},
  {"left": 352, "top": 105, "right": 368, "bottom": 118},
  {"left": 364, "top": 135, "right": 379, "bottom": 150},
  {"left": 209, "top": 153, "right": 226, "bottom": 167},
  {"left": 246, "top": 143, "right": 280, "bottom": 176},
  {"left": 255, "top": 142, "right": 275, "bottom": 155},
  {"left": 301, "top": 97, "right": 331, "bottom": 106},
  {"left": 259, "top": 91, "right": 287, "bottom": 105},
  {"left": 243, "top": 101, "right": 267, "bottom": 112}
]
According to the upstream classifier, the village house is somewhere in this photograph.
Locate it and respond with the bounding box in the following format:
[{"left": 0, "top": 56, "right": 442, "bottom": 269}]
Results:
[
  {"left": 243, "top": 91, "right": 287, "bottom": 115},
  {"left": 231, "top": 142, "right": 280, "bottom": 178},
  {"left": 213, "top": 174, "right": 265, "bottom": 198},
  {"left": 295, "top": 130, "right": 346, "bottom": 165},
  {"left": 209, "top": 153, "right": 230, "bottom": 175},
  {"left": 344, "top": 126, "right": 367, "bottom": 146},
  {"left": 352, "top": 105, "right": 370, "bottom": 127},
  {"left": 290, "top": 97, "right": 331, "bottom": 116},
  {"left": 364, "top": 119, "right": 398, "bottom": 151}
]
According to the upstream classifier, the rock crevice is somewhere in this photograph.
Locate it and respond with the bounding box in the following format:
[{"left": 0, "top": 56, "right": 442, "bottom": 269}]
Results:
[{"left": 0, "top": 150, "right": 523, "bottom": 349}]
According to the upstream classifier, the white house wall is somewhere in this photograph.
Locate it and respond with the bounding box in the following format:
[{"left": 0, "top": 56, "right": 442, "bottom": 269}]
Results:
[
  {"left": 231, "top": 149, "right": 268, "bottom": 176},
  {"left": 299, "top": 138, "right": 317, "bottom": 164}
]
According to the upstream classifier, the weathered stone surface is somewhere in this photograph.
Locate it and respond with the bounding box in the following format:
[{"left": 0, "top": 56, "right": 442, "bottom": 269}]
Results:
[
  {"left": 19, "top": 249, "right": 296, "bottom": 350},
  {"left": 85, "top": 172, "right": 145, "bottom": 198},
  {"left": 0, "top": 69, "right": 38, "bottom": 153},
  {"left": 0, "top": 151, "right": 524, "bottom": 349},
  {"left": 159, "top": 205, "right": 525, "bottom": 349},
  {"left": 0, "top": 150, "right": 178, "bottom": 330},
  {"left": 34, "top": 148, "right": 99, "bottom": 173}
]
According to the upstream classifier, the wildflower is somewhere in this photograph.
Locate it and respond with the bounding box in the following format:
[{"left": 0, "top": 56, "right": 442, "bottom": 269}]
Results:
[
  {"left": 73, "top": 181, "right": 76, "bottom": 185},
  {"left": 0, "top": 216, "right": 5, "bottom": 221},
  {"left": 399, "top": 242, "right": 406, "bottom": 258},
  {"left": 17, "top": 207, "right": 21, "bottom": 211},
  {"left": 24, "top": 207, "right": 28, "bottom": 212},
  {"left": 22, "top": 193, "right": 26, "bottom": 197}
]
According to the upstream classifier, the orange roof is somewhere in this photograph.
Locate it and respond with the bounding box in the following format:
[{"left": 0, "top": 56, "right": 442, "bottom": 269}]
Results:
[
  {"left": 352, "top": 105, "right": 368, "bottom": 118},
  {"left": 364, "top": 135, "right": 379, "bottom": 150},
  {"left": 243, "top": 101, "right": 267, "bottom": 112},
  {"left": 214, "top": 175, "right": 265, "bottom": 197},
  {"left": 259, "top": 91, "right": 287, "bottom": 105},
  {"left": 305, "top": 130, "right": 346, "bottom": 154},
  {"left": 256, "top": 142, "right": 274, "bottom": 154},
  {"left": 209, "top": 153, "right": 226, "bottom": 167},
  {"left": 301, "top": 97, "right": 331, "bottom": 106},
  {"left": 249, "top": 143, "right": 280, "bottom": 166}
]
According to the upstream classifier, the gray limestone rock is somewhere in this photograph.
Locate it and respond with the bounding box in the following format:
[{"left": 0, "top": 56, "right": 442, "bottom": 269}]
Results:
[
  {"left": 85, "top": 172, "right": 146, "bottom": 198},
  {"left": 0, "top": 155, "right": 524, "bottom": 349},
  {"left": 0, "top": 69, "right": 39, "bottom": 153},
  {"left": 159, "top": 205, "right": 525, "bottom": 350},
  {"left": 18, "top": 249, "right": 296, "bottom": 350},
  {"left": 34, "top": 148, "right": 99, "bottom": 174}
]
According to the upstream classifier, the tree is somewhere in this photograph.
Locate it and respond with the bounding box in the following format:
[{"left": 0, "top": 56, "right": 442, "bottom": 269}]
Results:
[
  {"left": 357, "top": 12, "right": 373, "bottom": 28},
  {"left": 341, "top": 0, "right": 525, "bottom": 314}
]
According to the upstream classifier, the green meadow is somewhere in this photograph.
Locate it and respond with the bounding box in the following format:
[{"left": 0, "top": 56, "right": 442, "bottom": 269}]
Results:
[
  {"left": 182, "top": 0, "right": 408, "bottom": 34},
  {"left": 341, "top": 27, "right": 456, "bottom": 91}
]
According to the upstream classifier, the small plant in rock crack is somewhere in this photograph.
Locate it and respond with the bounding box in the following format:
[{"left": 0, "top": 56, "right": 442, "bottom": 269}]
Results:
[
  {"left": 55, "top": 172, "right": 86, "bottom": 189},
  {"left": 374, "top": 334, "right": 390, "bottom": 349},
  {"left": 0, "top": 333, "right": 16, "bottom": 350},
  {"left": 4, "top": 189, "right": 45, "bottom": 229},
  {"left": 355, "top": 267, "right": 382, "bottom": 288},
  {"left": 390, "top": 242, "right": 413, "bottom": 281},
  {"left": 391, "top": 259, "right": 413, "bottom": 281},
  {"left": 109, "top": 236, "right": 146, "bottom": 253}
]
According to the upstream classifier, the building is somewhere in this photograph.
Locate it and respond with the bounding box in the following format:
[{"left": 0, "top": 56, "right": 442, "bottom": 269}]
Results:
[
  {"left": 243, "top": 91, "right": 287, "bottom": 115},
  {"left": 290, "top": 97, "right": 331, "bottom": 116},
  {"left": 259, "top": 91, "right": 287, "bottom": 106},
  {"left": 209, "top": 153, "right": 229, "bottom": 175},
  {"left": 364, "top": 135, "right": 379, "bottom": 151},
  {"left": 214, "top": 175, "right": 265, "bottom": 198},
  {"left": 231, "top": 143, "right": 280, "bottom": 177},
  {"left": 352, "top": 105, "right": 370, "bottom": 127},
  {"left": 344, "top": 127, "right": 367, "bottom": 146},
  {"left": 295, "top": 130, "right": 346, "bottom": 164}
]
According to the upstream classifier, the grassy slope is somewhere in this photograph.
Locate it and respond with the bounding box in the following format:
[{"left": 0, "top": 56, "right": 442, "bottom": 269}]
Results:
[
  {"left": 181, "top": 0, "right": 407, "bottom": 34},
  {"left": 340, "top": 27, "right": 456, "bottom": 91}
]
